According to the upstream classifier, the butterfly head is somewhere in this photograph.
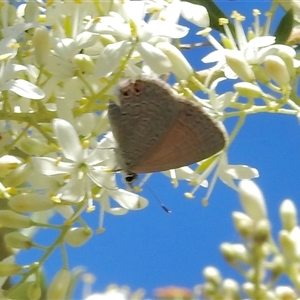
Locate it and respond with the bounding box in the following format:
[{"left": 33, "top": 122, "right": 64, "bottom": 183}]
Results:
[{"left": 117, "top": 79, "right": 145, "bottom": 102}]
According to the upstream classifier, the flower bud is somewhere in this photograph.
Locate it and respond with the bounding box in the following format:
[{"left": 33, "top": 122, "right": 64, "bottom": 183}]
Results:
[
  {"left": 24, "top": 1, "right": 39, "bottom": 23},
  {"left": 289, "top": 264, "right": 300, "bottom": 287},
  {"left": 7, "top": 4, "right": 17, "bottom": 26},
  {"left": 243, "top": 282, "right": 268, "bottom": 299},
  {"left": 0, "top": 155, "right": 22, "bottom": 177},
  {"left": 278, "top": 50, "right": 296, "bottom": 78},
  {"left": 202, "top": 282, "right": 217, "bottom": 298},
  {"left": 32, "top": 27, "right": 50, "bottom": 66},
  {"left": 252, "top": 65, "right": 271, "bottom": 84},
  {"left": 233, "top": 82, "right": 263, "bottom": 98},
  {"left": 73, "top": 54, "right": 95, "bottom": 75},
  {"left": 203, "top": 267, "right": 221, "bottom": 286},
  {"left": 232, "top": 212, "right": 254, "bottom": 238},
  {"left": 27, "top": 282, "right": 42, "bottom": 300},
  {"left": 0, "top": 262, "right": 22, "bottom": 276},
  {"left": 253, "top": 219, "right": 271, "bottom": 244},
  {"left": 279, "top": 230, "right": 298, "bottom": 262},
  {"left": 224, "top": 50, "right": 255, "bottom": 82},
  {"left": 9, "top": 193, "right": 55, "bottom": 213},
  {"left": 264, "top": 55, "right": 290, "bottom": 86},
  {"left": 221, "top": 34, "right": 234, "bottom": 49},
  {"left": 231, "top": 244, "right": 249, "bottom": 263},
  {"left": 100, "top": 35, "right": 117, "bottom": 46},
  {"left": 47, "top": 269, "right": 71, "bottom": 300},
  {"left": 4, "top": 232, "right": 33, "bottom": 250},
  {"left": 220, "top": 243, "right": 235, "bottom": 263},
  {"left": 280, "top": 199, "right": 298, "bottom": 231},
  {"left": 222, "top": 279, "right": 239, "bottom": 298},
  {"left": 19, "top": 137, "right": 56, "bottom": 156},
  {"left": 275, "top": 286, "right": 296, "bottom": 300},
  {"left": 238, "top": 180, "right": 267, "bottom": 222},
  {"left": 0, "top": 210, "right": 32, "bottom": 228},
  {"left": 3, "top": 163, "right": 30, "bottom": 187},
  {"left": 220, "top": 243, "right": 249, "bottom": 264},
  {"left": 65, "top": 227, "right": 92, "bottom": 247},
  {"left": 269, "top": 255, "right": 285, "bottom": 277},
  {"left": 156, "top": 42, "right": 193, "bottom": 80}
]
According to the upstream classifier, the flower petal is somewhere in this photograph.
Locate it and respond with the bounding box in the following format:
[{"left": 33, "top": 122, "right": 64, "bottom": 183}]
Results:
[
  {"left": 180, "top": 2, "right": 209, "bottom": 27},
  {"left": 147, "top": 20, "right": 189, "bottom": 39},
  {"left": 59, "top": 177, "right": 85, "bottom": 202},
  {"left": 53, "top": 119, "right": 83, "bottom": 162},
  {"left": 238, "top": 180, "right": 267, "bottom": 221},
  {"left": 5, "top": 79, "right": 45, "bottom": 99},
  {"left": 137, "top": 42, "right": 171, "bottom": 73},
  {"left": 31, "top": 157, "right": 75, "bottom": 175},
  {"left": 224, "top": 165, "right": 259, "bottom": 180},
  {"left": 88, "top": 169, "right": 117, "bottom": 190},
  {"left": 110, "top": 189, "right": 148, "bottom": 210},
  {"left": 156, "top": 42, "right": 193, "bottom": 79},
  {"left": 94, "top": 41, "right": 129, "bottom": 77}
]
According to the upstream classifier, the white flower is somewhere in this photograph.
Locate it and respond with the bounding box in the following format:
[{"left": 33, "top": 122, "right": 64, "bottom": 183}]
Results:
[
  {"left": 31, "top": 119, "right": 148, "bottom": 215},
  {"left": 187, "top": 153, "right": 258, "bottom": 202},
  {"left": 97, "top": 188, "right": 148, "bottom": 215},
  {"left": 200, "top": 11, "right": 298, "bottom": 82},
  {"left": 163, "top": 167, "right": 208, "bottom": 189},
  {"left": 219, "top": 156, "right": 259, "bottom": 190},
  {"left": 89, "top": 3, "right": 189, "bottom": 77},
  {"left": 206, "top": 77, "right": 234, "bottom": 114},
  {"left": 238, "top": 179, "right": 267, "bottom": 221},
  {"left": 145, "top": 0, "right": 209, "bottom": 28},
  {"left": 280, "top": 199, "right": 298, "bottom": 231},
  {"left": 0, "top": 2, "right": 36, "bottom": 40},
  {"left": 0, "top": 50, "right": 44, "bottom": 100},
  {"left": 156, "top": 42, "right": 193, "bottom": 79}
]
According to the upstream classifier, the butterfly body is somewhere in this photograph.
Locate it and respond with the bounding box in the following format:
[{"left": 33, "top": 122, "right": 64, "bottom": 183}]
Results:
[{"left": 108, "top": 76, "right": 226, "bottom": 176}]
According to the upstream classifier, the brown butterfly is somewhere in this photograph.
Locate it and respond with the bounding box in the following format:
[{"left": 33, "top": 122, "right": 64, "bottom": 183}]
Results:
[{"left": 108, "top": 76, "right": 226, "bottom": 183}]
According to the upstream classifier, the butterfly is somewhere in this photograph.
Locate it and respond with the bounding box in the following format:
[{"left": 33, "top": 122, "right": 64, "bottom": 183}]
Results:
[{"left": 108, "top": 76, "right": 226, "bottom": 183}]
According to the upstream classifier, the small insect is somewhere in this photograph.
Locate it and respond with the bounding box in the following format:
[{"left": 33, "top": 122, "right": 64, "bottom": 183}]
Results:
[{"left": 108, "top": 76, "right": 226, "bottom": 183}]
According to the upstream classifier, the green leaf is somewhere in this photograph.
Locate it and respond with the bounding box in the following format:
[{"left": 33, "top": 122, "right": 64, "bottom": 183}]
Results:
[
  {"left": 274, "top": 9, "right": 294, "bottom": 44},
  {"left": 182, "top": 0, "right": 236, "bottom": 37}
]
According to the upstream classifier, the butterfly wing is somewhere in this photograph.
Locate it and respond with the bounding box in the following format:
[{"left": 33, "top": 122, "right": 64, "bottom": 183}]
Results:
[
  {"left": 108, "top": 77, "right": 179, "bottom": 172},
  {"left": 131, "top": 96, "right": 226, "bottom": 174}
]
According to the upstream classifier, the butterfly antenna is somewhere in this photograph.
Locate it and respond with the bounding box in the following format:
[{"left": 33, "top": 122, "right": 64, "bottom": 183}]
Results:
[
  {"left": 125, "top": 173, "right": 171, "bottom": 213},
  {"left": 146, "top": 183, "right": 172, "bottom": 214}
]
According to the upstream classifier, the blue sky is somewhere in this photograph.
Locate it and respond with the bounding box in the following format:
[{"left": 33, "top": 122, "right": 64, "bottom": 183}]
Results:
[{"left": 17, "top": 0, "right": 300, "bottom": 298}]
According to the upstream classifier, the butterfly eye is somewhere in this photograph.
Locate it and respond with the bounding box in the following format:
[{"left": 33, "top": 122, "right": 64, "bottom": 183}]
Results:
[
  {"left": 125, "top": 172, "right": 137, "bottom": 184},
  {"left": 121, "top": 87, "right": 133, "bottom": 98},
  {"left": 133, "top": 81, "right": 144, "bottom": 95}
]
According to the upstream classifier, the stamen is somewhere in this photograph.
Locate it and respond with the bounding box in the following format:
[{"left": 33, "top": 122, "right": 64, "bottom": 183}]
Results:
[
  {"left": 51, "top": 195, "right": 61, "bottom": 203},
  {"left": 169, "top": 169, "right": 178, "bottom": 188},
  {"left": 197, "top": 28, "right": 224, "bottom": 51},
  {"left": 82, "top": 140, "right": 89, "bottom": 149},
  {"left": 203, "top": 162, "right": 221, "bottom": 205},
  {"left": 253, "top": 9, "right": 261, "bottom": 37},
  {"left": 55, "top": 157, "right": 61, "bottom": 166},
  {"left": 184, "top": 192, "right": 195, "bottom": 199},
  {"left": 231, "top": 11, "right": 247, "bottom": 49},
  {"left": 263, "top": 12, "right": 272, "bottom": 36},
  {"left": 97, "top": 205, "right": 104, "bottom": 231}
]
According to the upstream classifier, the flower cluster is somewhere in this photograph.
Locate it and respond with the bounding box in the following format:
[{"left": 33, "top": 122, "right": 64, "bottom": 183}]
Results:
[{"left": 200, "top": 180, "right": 300, "bottom": 300}]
